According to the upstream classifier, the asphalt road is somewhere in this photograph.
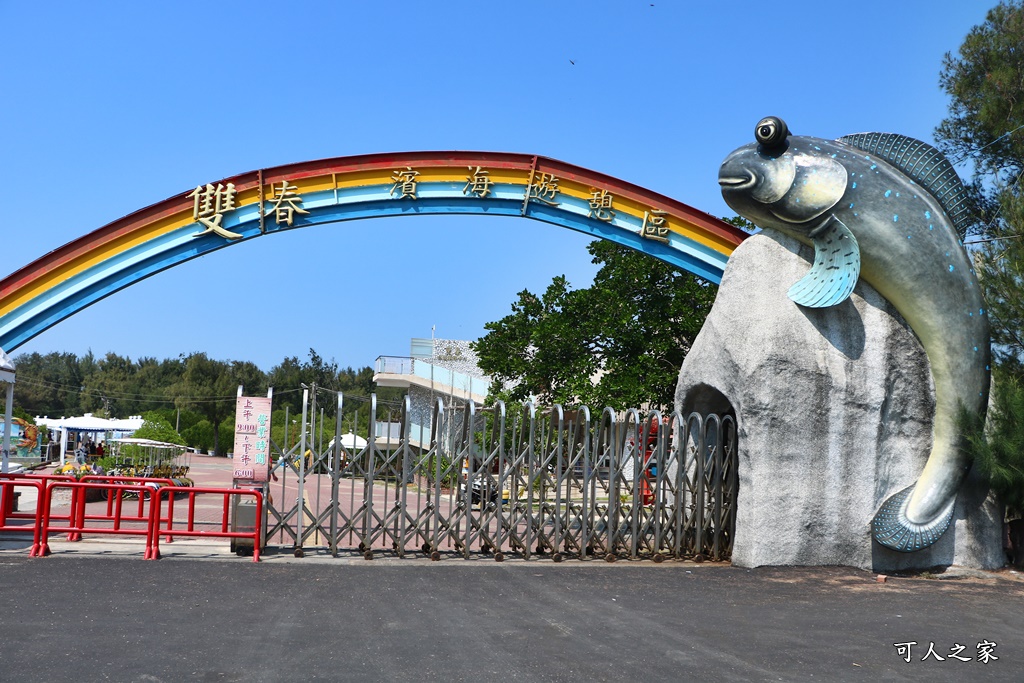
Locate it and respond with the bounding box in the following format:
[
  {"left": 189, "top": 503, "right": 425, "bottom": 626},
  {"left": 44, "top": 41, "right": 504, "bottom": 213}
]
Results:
[{"left": 0, "top": 557, "right": 1020, "bottom": 683}]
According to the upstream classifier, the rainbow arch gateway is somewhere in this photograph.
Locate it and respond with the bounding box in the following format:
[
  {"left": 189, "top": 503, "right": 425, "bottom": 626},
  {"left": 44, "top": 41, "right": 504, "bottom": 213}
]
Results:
[{"left": 0, "top": 151, "right": 749, "bottom": 351}]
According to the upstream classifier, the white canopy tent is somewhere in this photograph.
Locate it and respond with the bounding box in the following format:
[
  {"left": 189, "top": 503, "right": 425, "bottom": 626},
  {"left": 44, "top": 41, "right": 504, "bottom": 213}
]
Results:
[
  {"left": 36, "top": 414, "right": 144, "bottom": 465},
  {"left": 326, "top": 433, "right": 368, "bottom": 470},
  {"left": 331, "top": 433, "right": 368, "bottom": 450},
  {"left": 0, "top": 347, "right": 14, "bottom": 474}
]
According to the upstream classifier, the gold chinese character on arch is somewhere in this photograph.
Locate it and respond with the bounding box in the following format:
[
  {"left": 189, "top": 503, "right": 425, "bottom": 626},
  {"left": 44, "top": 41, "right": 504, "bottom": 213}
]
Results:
[
  {"left": 190, "top": 183, "right": 242, "bottom": 240},
  {"left": 527, "top": 172, "right": 560, "bottom": 206},
  {"left": 587, "top": 189, "right": 616, "bottom": 222},
  {"left": 463, "top": 166, "right": 494, "bottom": 199},
  {"left": 390, "top": 167, "right": 420, "bottom": 199},
  {"left": 266, "top": 180, "right": 310, "bottom": 227},
  {"left": 640, "top": 209, "right": 670, "bottom": 243}
]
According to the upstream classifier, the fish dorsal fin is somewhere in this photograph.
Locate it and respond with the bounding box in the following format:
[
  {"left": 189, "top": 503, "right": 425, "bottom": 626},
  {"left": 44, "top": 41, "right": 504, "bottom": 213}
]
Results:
[
  {"left": 788, "top": 216, "right": 861, "bottom": 308},
  {"left": 838, "top": 132, "right": 971, "bottom": 241}
]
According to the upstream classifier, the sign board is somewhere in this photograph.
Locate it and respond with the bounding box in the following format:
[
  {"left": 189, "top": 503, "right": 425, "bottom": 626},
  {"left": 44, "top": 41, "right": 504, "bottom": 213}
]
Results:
[{"left": 232, "top": 396, "right": 271, "bottom": 481}]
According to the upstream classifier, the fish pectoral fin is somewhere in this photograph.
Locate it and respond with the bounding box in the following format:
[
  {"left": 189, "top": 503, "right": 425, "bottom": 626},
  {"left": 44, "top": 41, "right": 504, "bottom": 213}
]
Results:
[{"left": 787, "top": 215, "right": 861, "bottom": 308}]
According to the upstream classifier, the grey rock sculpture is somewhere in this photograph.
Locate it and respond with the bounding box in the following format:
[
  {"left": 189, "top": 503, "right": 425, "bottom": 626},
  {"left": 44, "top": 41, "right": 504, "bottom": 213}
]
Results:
[{"left": 675, "top": 230, "right": 1004, "bottom": 571}]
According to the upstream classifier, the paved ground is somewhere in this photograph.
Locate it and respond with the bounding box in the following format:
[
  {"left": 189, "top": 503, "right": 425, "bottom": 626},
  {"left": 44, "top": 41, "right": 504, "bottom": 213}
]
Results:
[
  {"left": 3, "top": 456, "right": 1022, "bottom": 682},
  {"left": 0, "top": 551, "right": 1020, "bottom": 682}
]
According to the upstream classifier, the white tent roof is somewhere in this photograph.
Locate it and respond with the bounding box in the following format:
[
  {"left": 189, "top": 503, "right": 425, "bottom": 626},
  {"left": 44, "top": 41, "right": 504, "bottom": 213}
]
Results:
[
  {"left": 111, "top": 437, "right": 184, "bottom": 449},
  {"left": 36, "top": 413, "right": 144, "bottom": 433},
  {"left": 331, "top": 432, "right": 368, "bottom": 449}
]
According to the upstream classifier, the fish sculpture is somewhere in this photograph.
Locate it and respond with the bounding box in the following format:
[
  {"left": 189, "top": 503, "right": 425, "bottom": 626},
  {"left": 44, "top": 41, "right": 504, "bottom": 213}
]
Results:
[{"left": 718, "top": 116, "right": 990, "bottom": 552}]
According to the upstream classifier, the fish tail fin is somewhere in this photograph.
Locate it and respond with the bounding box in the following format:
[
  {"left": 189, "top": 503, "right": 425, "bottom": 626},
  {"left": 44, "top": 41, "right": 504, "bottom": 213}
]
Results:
[{"left": 872, "top": 485, "right": 955, "bottom": 552}]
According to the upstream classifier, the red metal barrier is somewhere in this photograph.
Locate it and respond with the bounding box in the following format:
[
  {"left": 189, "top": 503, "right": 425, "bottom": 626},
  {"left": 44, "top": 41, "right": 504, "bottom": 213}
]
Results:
[
  {"left": 0, "top": 479, "right": 45, "bottom": 555},
  {"left": 79, "top": 475, "right": 178, "bottom": 542},
  {"left": 3, "top": 474, "right": 180, "bottom": 542},
  {"left": 148, "top": 486, "right": 262, "bottom": 562},
  {"left": 32, "top": 481, "right": 158, "bottom": 557},
  {"left": 0, "top": 473, "right": 80, "bottom": 539},
  {"left": 7, "top": 476, "right": 261, "bottom": 562}
]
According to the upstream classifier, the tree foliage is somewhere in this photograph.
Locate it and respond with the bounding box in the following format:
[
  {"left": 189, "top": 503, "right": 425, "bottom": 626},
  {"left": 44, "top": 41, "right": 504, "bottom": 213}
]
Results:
[
  {"left": 961, "top": 372, "right": 1024, "bottom": 517},
  {"left": 936, "top": 1, "right": 1024, "bottom": 186},
  {"left": 976, "top": 191, "right": 1024, "bottom": 365},
  {"left": 937, "top": 2, "right": 1024, "bottom": 364},
  {"left": 939, "top": 2, "right": 1024, "bottom": 525},
  {"left": 10, "top": 347, "right": 400, "bottom": 454},
  {"left": 133, "top": 412, "right": 185, "bottom": 446},
  {"left": 473, "top": 240, "right": 717, "bottom": 411}
]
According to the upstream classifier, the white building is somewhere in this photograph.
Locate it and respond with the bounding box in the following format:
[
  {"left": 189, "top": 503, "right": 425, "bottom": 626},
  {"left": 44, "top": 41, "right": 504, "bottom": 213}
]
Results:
[{"left": 373, "top": 337, "right": 491, "bottom": 451}]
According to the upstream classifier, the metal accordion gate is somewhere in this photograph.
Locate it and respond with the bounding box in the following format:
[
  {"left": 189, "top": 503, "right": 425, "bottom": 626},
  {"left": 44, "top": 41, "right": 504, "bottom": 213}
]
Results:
[{"left": 263, "top": 391, "right": 737, "bottom": 562}]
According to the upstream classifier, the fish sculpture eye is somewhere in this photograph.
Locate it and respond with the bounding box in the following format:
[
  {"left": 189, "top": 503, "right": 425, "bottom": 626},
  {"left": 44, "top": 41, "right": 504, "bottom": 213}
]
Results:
[{"left": 755, "top": 116, "right": 789, "bottom": 148}]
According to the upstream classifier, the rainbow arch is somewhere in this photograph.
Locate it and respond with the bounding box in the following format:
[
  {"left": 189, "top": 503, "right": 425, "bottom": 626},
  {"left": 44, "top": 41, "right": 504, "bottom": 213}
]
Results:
[{"left": 0, "top": 152, "right": 748, "bottom": 352}]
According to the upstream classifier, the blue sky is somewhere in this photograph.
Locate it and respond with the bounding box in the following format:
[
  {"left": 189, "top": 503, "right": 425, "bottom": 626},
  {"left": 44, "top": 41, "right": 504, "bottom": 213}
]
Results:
[{"left": 0, "top": 0, "right": 992, "bottom": 371}]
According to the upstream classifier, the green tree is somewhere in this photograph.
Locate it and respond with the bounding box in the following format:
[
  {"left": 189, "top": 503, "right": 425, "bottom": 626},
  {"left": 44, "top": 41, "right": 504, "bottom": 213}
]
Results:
[
  {"left": 938, "top": 2, "right": 1024, "bottom": 559},
  {"left": 82, "top": 352, "right": 137, "bottom": 417},
  {"left": 975, "top": 193, "right": 1024, "bottom": 366},
  {"left": 266, "top": 350, "right": 402, "bottom": 435},
  {"left": 473, "top": 240, "right": 717, "bottom": 411},
  {"left": 935, "top": 1, "right": 1024, "bottom": 193},
  {"left": 134, "top": 412, "right": 185, "bottom": 445},
  {"left": 936, "top": 2, "right": 1024, "bottom": 362},
  {"left": 12, "top": 351, "right": 89, "bottom": 417},
  {"left": 961, "top": 373, "right": 1024, "bottom": 565},
  {"left": 173, "top": 353, "right": 236, "bottom": 456}
]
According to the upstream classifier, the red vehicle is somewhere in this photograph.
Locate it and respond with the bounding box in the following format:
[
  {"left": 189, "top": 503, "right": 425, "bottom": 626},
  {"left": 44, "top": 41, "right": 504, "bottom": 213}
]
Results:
[{"left": 639, "top": 419, "right": 664, "bottom": 506}]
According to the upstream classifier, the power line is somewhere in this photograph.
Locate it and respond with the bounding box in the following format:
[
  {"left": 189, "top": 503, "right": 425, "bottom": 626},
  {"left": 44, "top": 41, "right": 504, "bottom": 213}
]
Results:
[
  {"left": 951, "top": 122, "right": 1024, "bottom": 167},
  {"left": 14, "top": 375, "right": 303, "bottom": 405}
]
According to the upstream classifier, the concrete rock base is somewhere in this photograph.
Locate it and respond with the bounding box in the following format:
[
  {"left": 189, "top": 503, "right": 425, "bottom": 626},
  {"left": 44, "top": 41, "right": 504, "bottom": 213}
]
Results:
[{"left": 676, "top": 230, "right": 1004, "bottom": 572}]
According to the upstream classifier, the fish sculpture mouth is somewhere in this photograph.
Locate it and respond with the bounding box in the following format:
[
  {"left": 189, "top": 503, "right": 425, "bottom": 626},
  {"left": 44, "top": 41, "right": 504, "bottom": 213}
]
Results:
[{"left": 718, "top": 173, "right": 755, "bottom": 190}]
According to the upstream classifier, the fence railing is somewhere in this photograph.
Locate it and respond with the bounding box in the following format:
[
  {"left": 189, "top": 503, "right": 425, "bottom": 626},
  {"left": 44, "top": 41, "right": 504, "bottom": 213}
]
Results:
[
  {"left": 267, "top": 395, "right": 738, "bottom": 562},
  {"left": 1, "top": 395, "right": 738, "bottom": 565},
  {"left": 0, "top": 473, "right": 261, "bottom": 562}
]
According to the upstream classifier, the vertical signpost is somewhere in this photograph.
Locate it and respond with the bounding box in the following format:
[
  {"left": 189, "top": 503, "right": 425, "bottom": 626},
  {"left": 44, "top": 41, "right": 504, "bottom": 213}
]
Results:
[
  {"left": 233, "top": 396, "right": 271, "bottom": 481},
  {"left": 231, "top": 393, "right": 271, "bottom": 555}
]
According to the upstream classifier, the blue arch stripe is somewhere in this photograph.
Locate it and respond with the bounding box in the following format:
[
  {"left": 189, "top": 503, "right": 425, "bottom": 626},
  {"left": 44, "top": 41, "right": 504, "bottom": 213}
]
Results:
[{"left": 0, "top": 182, "right": 732, "bottom": 351}]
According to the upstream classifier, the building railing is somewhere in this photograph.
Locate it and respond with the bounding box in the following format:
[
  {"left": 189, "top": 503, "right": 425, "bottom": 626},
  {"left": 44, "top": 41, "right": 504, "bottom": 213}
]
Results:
[{"left": 374, "top": 356, "right": 490, "bottom": 399}]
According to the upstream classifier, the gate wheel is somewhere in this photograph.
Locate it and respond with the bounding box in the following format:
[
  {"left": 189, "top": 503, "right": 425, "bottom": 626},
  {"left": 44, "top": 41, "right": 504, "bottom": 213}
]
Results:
[
  {"left": 693, "top": 553, "right": 705, "bottom": 563},
  {"left": 494, "top": 552, "right": 504, "bottom": 562},
  {"left": 430, "top": 551, "right": 441, "bottom": 562},
  {"left": 653, "top": 553, "right": 665, "bottom": 563},
  {"left": 421, "top": 543, "right": 431, "bottom": 554},
  {"left": 604, "top": 553, "right": 616, "bottom": 563},
  {"left": 363, "top": 550, "right": 373, "bottom": 561},
  {"left": 552, "top": 553, "right": 563, "bottom": 563},
  {"left": 294, "top": 547, "right": 304, "bottom": 558}
]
